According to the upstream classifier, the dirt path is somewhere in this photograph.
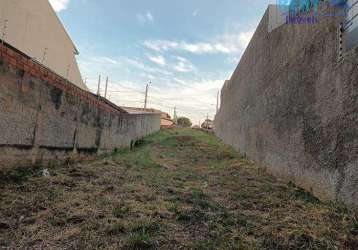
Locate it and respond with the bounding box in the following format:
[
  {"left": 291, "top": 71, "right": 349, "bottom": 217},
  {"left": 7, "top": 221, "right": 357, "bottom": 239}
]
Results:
[{"left": 0, "top": 129, "right": 357, "bottom": 249}]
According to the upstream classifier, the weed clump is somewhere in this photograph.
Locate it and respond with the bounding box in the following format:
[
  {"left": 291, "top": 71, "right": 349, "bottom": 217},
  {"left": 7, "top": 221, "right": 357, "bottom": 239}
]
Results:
[
  {"left": 113, "top": 204, "right": 130, "bottom": 218},
  {"left": 124, "top": 230, "right": 154, "bottom": 250},
  {"left": 123, "top": 220, "right": 160, "bottom": 250},
  {"left": 176, "top": 208, "right": 208, "bottom": 223},
  {"left": 106, "top": 222, "right": 126, "bottom": 235},
  {"left": 0, "top": 165, "right": 41, "bottom": 184},
  {"left": 288, "top": 181, "right": 320, "bottom": 204}
]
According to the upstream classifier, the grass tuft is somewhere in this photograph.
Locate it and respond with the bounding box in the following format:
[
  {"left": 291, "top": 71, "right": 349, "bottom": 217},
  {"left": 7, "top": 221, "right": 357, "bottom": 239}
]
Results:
[
  {"left": 124, "top": 229, "right": 155, "bottom": 250},
  {"left": 288, "top": 181, "right": 320, "bottom": 204}
]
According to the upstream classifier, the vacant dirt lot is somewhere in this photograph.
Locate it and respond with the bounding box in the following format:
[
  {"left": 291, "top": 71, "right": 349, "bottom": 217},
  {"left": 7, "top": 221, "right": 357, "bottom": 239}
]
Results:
[{"left": 0, "top": 129, "right": 357, "bottom": 249}]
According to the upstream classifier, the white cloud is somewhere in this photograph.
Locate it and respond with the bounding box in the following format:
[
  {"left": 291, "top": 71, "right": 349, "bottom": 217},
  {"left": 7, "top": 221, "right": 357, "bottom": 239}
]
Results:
[
  {"left": 123, "top": 58, "right": 173, "bottom": 76},
  {"left": 143, "top": 30, "right": 254, "bottom": 55},
  {"left": 143, "top": 40, "right": 179, "bottom": 51},
  {"left": 192, "top": 10, "right": 199, "bottom": 16},
  {"left": 136, "top": 14, "right": 146, "bottom": 23},
  {"left": 226, "top": 56, "right": 241, "bottom": 64},
  {"left": 147, "top": 55, "right": 166, "bottom": 66},
  {"left": 173, "top": 57, "right": 195, "bottom": 72},
  {"left": 98, "top": 56, "right": 118, "bottom": 64},
  {"left": 214, "top": 44, "right": 231, "bottom": 53},
  {"left": 145, "top": 54, "right": 196, "bottom": 74},
  {"left": 137, "top": 11, "right": 154, "bottom": 23},
  {"left": 182, "top": 43, "right": 214, "bottom": 54},
  {"left": 217, "top": 31, "right": 254, "bottom": 53},
  {"left": 146, "top": 12, "right": 154, "bottom": 22},
  {"left": 49, "top": 0, "right": 70, "bottom": 12},
  {"left": 173, "top": 77, "right": 190, "bottom": 86}
]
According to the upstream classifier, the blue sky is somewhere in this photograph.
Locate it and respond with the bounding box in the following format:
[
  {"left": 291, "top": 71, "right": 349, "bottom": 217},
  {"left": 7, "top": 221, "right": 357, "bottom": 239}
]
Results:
[{"left": 49, "top": 0, "right": 274, "bottom": 124}]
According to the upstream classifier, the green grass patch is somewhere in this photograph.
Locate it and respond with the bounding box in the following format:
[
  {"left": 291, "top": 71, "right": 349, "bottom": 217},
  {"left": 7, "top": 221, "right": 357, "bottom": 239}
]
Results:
[
  {"left": 288, "top": 181, "right": 320, "bottom": 204},
  {"left": 0, "top": 128, "right": 356, "bottom": 249}
]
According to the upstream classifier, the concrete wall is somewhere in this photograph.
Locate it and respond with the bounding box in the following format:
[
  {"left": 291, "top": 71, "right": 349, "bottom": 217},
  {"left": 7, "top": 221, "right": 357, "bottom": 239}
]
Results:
[
  {"left": 0, "top": 43, "right": 160, "bottom": 170},
  {"left": 0, "top": 0, "right": 87, "bottom": 90},
  {"left": 215, "top": 4, "right": 358, "bottom": 207}
]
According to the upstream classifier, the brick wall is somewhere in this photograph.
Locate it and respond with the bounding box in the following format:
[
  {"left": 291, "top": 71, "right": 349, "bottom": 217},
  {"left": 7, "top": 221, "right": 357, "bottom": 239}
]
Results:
[{"left": 0, "top": 43, "right": 161, "bottom": 169}]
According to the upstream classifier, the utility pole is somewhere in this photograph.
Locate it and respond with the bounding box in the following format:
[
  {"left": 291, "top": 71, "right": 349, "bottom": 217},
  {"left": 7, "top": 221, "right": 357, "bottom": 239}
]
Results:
[
  {"left": 97, "top": 75, "right": 101, "bottom": 98},
  {"left": 173, "top": 106, "right": 177, "bottom": 124},
  {"left": 205, "top": 114, "right": 209, "bottom": 129},
  {"left": 144, "top": 81, "right": 151, "bottom": 109},
  {"left": 104, "top": 76, "right": 109, "bottom": 99}
]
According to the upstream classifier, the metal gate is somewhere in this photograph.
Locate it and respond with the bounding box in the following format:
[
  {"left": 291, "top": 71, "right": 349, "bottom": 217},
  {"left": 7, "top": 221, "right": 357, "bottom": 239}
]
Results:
[{"left": 345, "top": 0, "right": 358, "bottom": 50}]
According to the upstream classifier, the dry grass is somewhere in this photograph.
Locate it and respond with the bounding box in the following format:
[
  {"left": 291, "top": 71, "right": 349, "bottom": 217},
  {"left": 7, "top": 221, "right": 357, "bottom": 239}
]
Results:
[{"left": 0, "top": 128, "right": 357, "bottom": 249}]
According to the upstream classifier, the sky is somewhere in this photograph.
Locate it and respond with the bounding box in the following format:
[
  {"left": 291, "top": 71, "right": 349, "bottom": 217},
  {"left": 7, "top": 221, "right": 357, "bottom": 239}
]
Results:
[{"left": 49, "top": 0, "right": 275, "bottom": 125}]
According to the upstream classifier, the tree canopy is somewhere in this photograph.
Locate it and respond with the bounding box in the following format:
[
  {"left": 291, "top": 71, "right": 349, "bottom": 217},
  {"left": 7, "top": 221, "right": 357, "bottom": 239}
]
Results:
[{"left": 177, "top": 117, "right": 192, "bottom": 127}]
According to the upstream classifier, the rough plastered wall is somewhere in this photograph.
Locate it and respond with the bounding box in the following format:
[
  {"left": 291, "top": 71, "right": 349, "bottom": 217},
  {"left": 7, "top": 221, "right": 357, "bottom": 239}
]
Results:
[
  {"left": 215, "top": 4, "right": 358, "bottom": 207},
  {"left": 0, "top": 44, "right": 160, "bottom": 170}
]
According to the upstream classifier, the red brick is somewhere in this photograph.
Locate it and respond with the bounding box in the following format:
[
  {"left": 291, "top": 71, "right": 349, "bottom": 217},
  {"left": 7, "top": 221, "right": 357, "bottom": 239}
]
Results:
[
  {"left": 8, "top": 57, "right": 16, "bottom": 66},
  {"left": 23, "top": 65, "right": 31, "bottom": 72}
]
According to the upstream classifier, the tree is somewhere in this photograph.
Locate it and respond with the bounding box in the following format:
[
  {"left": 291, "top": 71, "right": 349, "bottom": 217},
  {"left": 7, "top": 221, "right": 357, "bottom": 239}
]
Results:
[{"left": 177, "top": 117, "right": 192, "bottom": 128}]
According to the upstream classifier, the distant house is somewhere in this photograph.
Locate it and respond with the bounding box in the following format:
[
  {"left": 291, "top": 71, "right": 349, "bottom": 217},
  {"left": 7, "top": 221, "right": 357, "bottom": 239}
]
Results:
[
  {"left": 201, "top": 119, "right": 214, "bottom": 130},
  {"left": 0, "top": 0, "right": 87, "bottom": 90},
  {"left": 120, "top": 106, "right": 156, "bottom": 114},
  {"left": 160, "top": 113, "right": 174, "bottom": 129},
  {"left": 120, "top": 107, "right": 174, "bottom": 129}
]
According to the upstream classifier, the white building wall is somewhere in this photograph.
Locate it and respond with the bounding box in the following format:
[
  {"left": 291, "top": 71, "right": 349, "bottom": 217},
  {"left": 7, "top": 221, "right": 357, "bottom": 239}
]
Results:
[{"left": 0, "top": 0, "right": 87, "bottom": 90}]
